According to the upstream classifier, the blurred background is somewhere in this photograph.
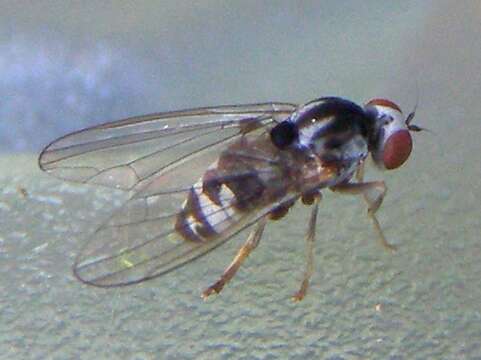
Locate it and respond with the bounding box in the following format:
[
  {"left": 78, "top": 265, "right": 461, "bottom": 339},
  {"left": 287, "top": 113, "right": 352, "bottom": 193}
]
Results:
[
  {"left": 1, "top": 0, "right": 435, "bottom": 152},
  {"left": 1, "top": 1, "right": 481, "bottom": 359}
]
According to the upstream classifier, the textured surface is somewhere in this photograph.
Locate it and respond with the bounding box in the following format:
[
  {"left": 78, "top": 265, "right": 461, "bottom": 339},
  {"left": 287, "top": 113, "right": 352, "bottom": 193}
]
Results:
[
  {"left": 2, "top": 1, "right": 481, "bottom": 359},
  {"left": 2, "top": 143, "right": 481, "bottom": 359}
]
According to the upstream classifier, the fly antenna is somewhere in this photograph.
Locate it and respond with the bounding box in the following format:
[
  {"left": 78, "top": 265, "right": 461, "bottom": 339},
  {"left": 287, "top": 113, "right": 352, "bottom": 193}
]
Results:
[{"left": 405, "top": 83, "right": 432, "bottom": 133}]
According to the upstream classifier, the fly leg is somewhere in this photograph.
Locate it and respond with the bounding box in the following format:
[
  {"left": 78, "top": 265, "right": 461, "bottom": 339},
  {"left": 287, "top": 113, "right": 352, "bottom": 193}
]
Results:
[
  {"left": 201, "top": 217, "right": 267, "bottom": 299},
  {"left": 355, "top": 162, "right": 396, "bottom": 252},
  {"left": 331, "top": 176, "right": 396, "bottom": 252},
  {"left": 292, "top": 192, "right": 321, "bottom": 302}
]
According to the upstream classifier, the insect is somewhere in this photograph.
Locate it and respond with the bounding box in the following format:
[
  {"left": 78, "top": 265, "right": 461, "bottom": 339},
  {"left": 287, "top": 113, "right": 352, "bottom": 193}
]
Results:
[{"left": 38, "top": 96, "right": 424, "bottom": 301}]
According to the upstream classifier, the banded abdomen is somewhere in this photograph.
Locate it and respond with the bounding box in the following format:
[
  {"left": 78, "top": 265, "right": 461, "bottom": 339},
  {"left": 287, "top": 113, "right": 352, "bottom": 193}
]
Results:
[{"left": 175, "top": 134, "right": 293, "bottom": 243}]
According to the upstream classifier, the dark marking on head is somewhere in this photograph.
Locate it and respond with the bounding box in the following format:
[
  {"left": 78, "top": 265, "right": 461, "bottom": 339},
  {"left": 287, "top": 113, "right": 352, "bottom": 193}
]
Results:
[{"left": 369, "top": 126, "right": 385, "bottom": 152}]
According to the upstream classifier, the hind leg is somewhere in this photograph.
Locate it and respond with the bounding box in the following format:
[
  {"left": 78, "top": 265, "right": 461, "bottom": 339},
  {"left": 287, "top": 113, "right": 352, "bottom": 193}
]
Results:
[{"left": 201, "top": 217, "right": 267, "bottom": 299}]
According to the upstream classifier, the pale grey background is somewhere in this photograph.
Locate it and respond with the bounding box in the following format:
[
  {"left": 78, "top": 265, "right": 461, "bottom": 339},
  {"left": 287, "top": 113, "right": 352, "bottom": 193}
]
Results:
[{"left": 1, "top": 1, "right": 481, "bottom": 359}]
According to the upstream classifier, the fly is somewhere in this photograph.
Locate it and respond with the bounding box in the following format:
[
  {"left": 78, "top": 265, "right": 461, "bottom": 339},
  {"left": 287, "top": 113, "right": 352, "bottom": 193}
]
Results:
[{"left": 38, "top": 97, "right": 424, "bottom": 301}]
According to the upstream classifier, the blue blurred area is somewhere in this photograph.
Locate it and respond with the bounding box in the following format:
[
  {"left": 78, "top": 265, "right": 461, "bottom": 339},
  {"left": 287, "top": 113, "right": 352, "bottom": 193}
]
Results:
[
  {"left": 0, "top": 40, "right": 151, "bottom": 151},
  {"left": 0, "top": 1, "right": 429, "bottom": 152}
]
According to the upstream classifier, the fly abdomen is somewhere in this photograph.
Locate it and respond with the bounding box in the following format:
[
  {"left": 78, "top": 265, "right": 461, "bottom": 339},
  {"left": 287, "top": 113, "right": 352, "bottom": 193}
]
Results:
[
  {"left": 175, "top": 166, "right": 266, "bottom": 242},
  {"left": 175, "top": 137, "right": 280, "bottom": 242},
  {"left": 175, "top": 176, "right": 239, "bottom": 243},
  {"left": 223, "top": 172, "right": 265, "bottom": 212},
  {"left": 174, "top": 132, "right": 296, "bottom": 242}
]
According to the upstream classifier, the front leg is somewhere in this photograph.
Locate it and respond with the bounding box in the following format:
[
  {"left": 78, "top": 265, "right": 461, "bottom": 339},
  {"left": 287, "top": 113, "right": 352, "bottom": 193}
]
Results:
[{"left": 331, "top": 178, "right": 396, "bottom": 252}]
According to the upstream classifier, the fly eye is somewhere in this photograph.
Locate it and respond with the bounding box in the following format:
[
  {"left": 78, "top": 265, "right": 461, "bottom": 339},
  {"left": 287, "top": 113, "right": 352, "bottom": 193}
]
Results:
[
  {"left": 270, "top": 121, "right": 298, "bottom": 149},
  {"left": 382, "top": 130, "right": 412, "bottom": 169}
]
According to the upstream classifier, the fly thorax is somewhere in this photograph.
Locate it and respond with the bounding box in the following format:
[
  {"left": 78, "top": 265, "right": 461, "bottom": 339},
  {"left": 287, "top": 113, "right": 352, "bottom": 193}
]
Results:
[{"left": 294, "top": 152, "right": 333, "bottom": 193}]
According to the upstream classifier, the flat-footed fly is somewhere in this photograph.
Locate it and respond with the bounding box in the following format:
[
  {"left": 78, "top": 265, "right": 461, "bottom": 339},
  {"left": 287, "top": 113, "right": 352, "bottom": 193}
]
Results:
[{"left": 39, "top": 96, "right": 423, "bottom": 300}]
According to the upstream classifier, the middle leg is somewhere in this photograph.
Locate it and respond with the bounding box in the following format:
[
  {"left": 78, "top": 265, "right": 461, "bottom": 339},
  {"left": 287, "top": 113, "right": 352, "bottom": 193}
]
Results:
[{"left": 292, "top": 192, "right": 321, "bottom": 302}]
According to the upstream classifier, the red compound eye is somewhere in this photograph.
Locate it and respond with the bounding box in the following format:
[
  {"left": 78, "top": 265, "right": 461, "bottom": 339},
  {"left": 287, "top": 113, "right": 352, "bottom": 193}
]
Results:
[{"left": 383, "top": 130, "right": 412, "bottom": 169}]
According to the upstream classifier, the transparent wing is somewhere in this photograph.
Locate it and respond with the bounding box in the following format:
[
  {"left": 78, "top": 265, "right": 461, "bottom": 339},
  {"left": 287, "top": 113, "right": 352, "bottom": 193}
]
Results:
[
  {"left": 39, "top": 102, "right": 298, "bottom": 287},
  {"left": 74, "top": 187, "right": 301, "bottom": 287},
  {"left": 72, "top": 125, "right": 301, "bottom": 286},
  {"left": 38, "top": 102, "right": 296, "bottom": 191}
]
